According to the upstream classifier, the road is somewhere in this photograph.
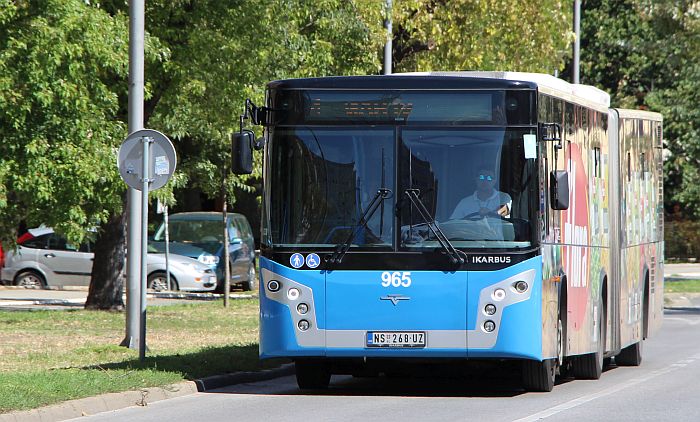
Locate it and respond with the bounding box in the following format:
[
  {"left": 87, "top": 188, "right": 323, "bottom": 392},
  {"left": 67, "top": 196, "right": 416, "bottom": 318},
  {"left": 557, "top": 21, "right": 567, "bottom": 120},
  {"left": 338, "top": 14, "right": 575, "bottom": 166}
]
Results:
[{"left": 75, "top": 308, "right": 700, "bottom": 422}]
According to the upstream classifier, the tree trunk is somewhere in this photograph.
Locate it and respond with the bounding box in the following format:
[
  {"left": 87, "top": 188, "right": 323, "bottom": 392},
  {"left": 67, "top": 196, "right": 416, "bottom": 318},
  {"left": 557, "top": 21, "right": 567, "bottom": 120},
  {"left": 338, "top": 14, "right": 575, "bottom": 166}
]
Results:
[{"left": 85, "top": 209, "right": 126, "bottom": 310}]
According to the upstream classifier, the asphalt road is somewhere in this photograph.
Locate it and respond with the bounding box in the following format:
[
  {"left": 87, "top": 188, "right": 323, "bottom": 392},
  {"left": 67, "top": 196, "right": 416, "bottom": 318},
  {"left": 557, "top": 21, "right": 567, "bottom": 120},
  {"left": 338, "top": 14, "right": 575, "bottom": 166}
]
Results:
[{"left": 75, "top": 308, "right": 700, "bottom": 422}]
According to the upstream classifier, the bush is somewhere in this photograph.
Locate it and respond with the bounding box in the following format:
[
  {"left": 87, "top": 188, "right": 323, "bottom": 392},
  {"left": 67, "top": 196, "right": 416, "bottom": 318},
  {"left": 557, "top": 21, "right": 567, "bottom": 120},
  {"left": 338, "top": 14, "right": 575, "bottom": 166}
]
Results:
[{"left": 665, "top": 220, "right": 700, "bottom": 261}]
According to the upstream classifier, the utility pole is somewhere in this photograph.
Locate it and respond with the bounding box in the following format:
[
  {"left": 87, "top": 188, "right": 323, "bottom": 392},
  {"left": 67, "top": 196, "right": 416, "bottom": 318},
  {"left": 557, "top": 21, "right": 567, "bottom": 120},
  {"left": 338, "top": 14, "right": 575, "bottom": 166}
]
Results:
[
  {"left": 384, "top": 0, "right": 393, "bottom": 75},
  {"left": 573, "top": 0, "right": 581, "bottom": 84},
  {"left": 121, "top": 0, "right": 144, "bottom": 351}
]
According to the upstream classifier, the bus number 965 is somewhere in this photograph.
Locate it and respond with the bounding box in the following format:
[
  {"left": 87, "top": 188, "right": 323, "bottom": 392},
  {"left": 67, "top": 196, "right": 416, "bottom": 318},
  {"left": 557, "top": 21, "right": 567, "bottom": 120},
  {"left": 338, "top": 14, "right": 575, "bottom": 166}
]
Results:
[{"left": 381, "top": 271, "right": 412, "bottom": 287}]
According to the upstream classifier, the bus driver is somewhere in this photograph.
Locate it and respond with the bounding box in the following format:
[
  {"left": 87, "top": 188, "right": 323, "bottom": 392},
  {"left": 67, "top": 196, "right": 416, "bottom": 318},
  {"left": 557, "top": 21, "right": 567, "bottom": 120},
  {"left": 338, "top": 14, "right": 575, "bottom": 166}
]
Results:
[{"left": 450, "top": 169, "right": 511, "bottom": 219}]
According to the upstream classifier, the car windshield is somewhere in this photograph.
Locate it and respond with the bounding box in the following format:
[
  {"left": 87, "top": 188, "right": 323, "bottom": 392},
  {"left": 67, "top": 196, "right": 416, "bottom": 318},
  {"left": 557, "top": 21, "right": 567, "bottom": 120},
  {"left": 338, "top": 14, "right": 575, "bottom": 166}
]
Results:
[{"left": 154, "top": 220, "right": 226, "bottom": 244}]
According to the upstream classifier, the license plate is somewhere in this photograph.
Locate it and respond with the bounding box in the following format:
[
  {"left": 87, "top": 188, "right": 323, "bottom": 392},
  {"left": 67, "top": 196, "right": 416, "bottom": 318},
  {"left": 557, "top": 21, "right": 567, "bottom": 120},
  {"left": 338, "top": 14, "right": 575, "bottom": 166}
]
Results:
[{"left": 366, "top": 331, "right": 426, "bottom": 348}]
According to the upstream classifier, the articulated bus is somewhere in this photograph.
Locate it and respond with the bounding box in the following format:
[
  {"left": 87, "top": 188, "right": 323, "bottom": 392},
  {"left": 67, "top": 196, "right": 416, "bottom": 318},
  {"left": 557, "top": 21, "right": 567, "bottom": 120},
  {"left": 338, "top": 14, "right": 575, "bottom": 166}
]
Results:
[{"left": 234, "top": 72, "right": 663, "bottom": 392}]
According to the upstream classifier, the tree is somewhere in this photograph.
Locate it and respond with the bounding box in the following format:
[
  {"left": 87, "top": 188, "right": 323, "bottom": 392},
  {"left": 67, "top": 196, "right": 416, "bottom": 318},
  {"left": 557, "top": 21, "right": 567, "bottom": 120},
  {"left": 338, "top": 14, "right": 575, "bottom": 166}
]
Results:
[
  {"left": 388, "top": 0, "right": 573, "bottom": 73},
  {"left": 0, "top": 1, "right": 132, "bottom": 309},
  {"left": 576, "top": 0, "right": 700, "bottom": 217}
]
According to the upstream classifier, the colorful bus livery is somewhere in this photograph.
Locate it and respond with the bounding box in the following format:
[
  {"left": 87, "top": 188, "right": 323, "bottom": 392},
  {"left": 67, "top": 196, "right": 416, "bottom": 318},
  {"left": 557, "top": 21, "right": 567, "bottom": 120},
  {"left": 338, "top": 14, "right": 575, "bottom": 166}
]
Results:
[{"left": 238, "top": 72, "right": 663, "bottom": 392}]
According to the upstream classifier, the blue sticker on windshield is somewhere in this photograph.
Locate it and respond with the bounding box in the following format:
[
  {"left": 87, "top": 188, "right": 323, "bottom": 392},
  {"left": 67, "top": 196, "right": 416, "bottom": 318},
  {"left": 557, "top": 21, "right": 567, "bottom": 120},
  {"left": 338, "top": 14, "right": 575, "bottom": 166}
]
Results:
[
  {"left": 305, "top": 253, "right": 320, "bottom": 269},
  {"left": 290, "top": 253, "right": 304, "bottom": 269}
]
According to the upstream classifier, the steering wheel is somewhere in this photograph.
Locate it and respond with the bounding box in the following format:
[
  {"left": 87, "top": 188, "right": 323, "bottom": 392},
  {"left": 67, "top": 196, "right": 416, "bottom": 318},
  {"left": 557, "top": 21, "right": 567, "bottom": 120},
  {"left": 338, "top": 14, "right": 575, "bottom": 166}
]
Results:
[{"left": 463, "top": 211, "right": 507, "bottom": 221}]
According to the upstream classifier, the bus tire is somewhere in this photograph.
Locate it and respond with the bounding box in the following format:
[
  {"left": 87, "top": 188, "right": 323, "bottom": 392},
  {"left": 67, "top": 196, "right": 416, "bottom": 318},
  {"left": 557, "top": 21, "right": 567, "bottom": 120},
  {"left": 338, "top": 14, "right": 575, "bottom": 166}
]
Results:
[
  {"left": 295, "top": 359, "right": 331, "bottom": 390},
  {"left": 572, "top": 302, "right": 605, "bottom": 379},
  {"left": 618, "top": 277, "right": 645, "bottom": 366},
  {"left": 522, "top": 359, "right": 555, "bottom": 392},
  {"left": 616, "top": 341, "right": 642, "bottom": 366}
]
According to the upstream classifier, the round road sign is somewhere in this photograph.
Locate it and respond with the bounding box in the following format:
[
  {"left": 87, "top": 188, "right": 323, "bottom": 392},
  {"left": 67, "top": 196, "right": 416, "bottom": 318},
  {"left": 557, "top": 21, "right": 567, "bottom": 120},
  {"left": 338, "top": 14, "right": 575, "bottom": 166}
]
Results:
[{"left": 118, "top": 129, "right": 177, "bottom": 191}]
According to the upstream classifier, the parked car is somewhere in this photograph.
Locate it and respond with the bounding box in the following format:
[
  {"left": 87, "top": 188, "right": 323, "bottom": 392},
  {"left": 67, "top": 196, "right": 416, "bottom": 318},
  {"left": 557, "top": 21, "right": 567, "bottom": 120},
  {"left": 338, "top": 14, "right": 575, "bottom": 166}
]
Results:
[
  {"left": 150, "top": 212, "right": 257, "bottom": 291},
  {"left": 0, "top": 227, "right": 217, "bottom": 291}
]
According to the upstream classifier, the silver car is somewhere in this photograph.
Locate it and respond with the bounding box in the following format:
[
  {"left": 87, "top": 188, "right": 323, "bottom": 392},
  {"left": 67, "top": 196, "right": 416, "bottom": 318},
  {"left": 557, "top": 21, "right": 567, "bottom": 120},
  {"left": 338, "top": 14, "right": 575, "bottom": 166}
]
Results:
[{"left": 1, "top": 228, "right": 217, "bottom": 291}]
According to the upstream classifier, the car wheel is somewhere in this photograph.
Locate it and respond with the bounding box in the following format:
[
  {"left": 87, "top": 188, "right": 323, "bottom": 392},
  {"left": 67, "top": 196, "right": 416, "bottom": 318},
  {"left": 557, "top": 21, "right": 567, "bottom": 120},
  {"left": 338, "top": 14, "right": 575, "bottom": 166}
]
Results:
[
  {"left": 243, "top": 264, "right": 257, "bottom": 291},
  {"left": 148, "top": 272, "right": 178, "bottom": 291},
  {"left": 15, "top": 270, "right": 46, "bottom": 289}
]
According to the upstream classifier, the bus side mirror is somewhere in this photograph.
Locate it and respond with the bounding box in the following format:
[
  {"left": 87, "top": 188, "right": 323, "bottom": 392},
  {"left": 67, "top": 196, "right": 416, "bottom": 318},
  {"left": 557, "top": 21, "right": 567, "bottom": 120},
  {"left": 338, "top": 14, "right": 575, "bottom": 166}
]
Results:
[
  {"left": 232, "top": 130, "right": 254, "bottom": 174},
  {"left": 550, "top": 170, "right": 569, "bottom": 210}
]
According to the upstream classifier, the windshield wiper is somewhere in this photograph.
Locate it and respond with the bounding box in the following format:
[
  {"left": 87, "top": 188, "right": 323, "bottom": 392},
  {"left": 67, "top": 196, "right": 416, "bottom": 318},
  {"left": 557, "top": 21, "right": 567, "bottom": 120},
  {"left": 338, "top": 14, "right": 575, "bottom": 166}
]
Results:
[
  {"left": 327, "top": 188, "right": 392, "bottom": 264},
  {"left": 404, "top": 189, "right": 466, "bottom": 265}
]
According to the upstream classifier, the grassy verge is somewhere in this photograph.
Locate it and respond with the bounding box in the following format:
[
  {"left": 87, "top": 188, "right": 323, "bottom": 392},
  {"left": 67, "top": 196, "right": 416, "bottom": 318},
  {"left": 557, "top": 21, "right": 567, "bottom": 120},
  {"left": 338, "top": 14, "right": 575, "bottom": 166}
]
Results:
[
  {"left": 0, "top": 298, "right": 283, "bottom": 414},
  {"left": 665, "top": 279, "right": 700, "bottom": 293}
]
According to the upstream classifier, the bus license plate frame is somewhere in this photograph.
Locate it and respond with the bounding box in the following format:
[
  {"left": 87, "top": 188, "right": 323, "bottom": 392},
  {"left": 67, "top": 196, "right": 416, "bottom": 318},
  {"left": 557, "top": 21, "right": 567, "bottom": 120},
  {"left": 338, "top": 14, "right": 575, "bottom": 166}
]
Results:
[{"left": 366, "top": 331, "right": 426, "bottom": 348}]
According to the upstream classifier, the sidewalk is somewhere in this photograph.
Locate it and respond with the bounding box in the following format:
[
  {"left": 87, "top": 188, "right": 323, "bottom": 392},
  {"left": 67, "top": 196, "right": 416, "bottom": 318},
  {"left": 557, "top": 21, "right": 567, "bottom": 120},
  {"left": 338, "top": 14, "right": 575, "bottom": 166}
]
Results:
[{"left": 664, "top": 262, "right": 700, "bottom": 280}]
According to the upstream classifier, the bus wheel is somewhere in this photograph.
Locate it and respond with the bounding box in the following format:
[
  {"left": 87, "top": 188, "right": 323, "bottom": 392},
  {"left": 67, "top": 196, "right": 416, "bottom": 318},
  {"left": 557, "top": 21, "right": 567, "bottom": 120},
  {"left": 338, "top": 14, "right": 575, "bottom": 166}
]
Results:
[
  {"left": 616, "top": 340, "right": 642, "bottom": 366},
  {"left": 295, "top": 359, "right": 331, "bottom": 390},
  {"left": 522, "top": 359, "right": 555, "bottom": 392},
  {"left": 616, "top": 288, "right": 644, "bottom": 366},
  {"left": 572, "top": 303, "right": 605, "bottom": 379}
]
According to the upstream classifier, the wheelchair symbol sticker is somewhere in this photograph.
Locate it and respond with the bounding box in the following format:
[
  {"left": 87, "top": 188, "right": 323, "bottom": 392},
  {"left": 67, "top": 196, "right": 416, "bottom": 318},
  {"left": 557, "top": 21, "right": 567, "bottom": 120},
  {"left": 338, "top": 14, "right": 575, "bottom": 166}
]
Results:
[
  {"left": 305, "top": 253, "right": 320, "bottom": 269},
  {"left": 290, "top": 253, "right": 304, "bottom": 269}
]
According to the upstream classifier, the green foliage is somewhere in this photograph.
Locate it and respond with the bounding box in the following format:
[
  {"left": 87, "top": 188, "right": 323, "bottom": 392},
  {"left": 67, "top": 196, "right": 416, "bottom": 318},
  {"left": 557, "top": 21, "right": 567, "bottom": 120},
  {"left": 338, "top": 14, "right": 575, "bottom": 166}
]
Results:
[
  {"left": 0, "top": 0, "right": 130, "bottom": 244},
  {"left": 390, "top": 0, "right": 573, "bottom": 73},
  {"left": 579, "top": 1, "right": 700, "bottom": 218}
]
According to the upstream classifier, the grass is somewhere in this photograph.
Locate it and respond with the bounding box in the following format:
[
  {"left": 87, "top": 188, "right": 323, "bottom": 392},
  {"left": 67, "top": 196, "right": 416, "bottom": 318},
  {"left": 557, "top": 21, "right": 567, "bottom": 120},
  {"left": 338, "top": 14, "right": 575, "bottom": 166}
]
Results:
[
  {"left": 665, "top": 278, "right": 700, "bottom": 293},
  {"left": 0, "top": 298, "right": 284, "bottom": 414}
]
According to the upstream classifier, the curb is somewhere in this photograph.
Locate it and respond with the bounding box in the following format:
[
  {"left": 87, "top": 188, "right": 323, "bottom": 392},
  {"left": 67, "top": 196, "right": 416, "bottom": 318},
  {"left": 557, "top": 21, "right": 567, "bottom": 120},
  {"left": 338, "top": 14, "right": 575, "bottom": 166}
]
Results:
[
  {"left": 0, "top": 364, "right": 295, "bottom": 422},
  {"left": 194, "top": 363, "right": 296, "bottom": 391}
]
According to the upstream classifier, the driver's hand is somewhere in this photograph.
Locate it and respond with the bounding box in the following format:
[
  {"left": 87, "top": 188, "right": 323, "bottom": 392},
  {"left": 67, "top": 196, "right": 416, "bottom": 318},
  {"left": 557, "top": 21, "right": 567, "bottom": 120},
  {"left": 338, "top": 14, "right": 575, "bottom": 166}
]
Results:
[{"left": 497, "top": 204, "right": 509, "bottom": 216}]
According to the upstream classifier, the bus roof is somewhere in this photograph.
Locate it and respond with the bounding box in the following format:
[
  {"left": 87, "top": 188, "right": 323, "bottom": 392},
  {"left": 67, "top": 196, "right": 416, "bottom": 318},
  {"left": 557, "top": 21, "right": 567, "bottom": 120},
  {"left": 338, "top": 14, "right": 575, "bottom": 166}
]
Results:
[
  {"left": 269, "top": 72, "right": 611, "bottom": 111},
  {"left": 268, "top": 75, "right": 538, "bottom": 91},
  {"left": 399, "top": 71, "right": 611, "bottom": 110}
]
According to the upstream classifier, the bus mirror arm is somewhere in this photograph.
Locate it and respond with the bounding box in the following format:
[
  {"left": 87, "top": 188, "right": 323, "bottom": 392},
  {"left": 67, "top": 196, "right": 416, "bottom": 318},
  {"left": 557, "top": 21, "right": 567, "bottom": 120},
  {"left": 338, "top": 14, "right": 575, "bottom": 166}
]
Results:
[{"left": 539, "top": 122, "right": 562, "bottom": 150}]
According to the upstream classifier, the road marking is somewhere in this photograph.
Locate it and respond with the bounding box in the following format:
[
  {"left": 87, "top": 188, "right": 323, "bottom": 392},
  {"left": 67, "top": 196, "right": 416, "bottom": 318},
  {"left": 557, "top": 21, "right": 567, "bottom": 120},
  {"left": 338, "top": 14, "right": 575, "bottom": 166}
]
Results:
[{"left": 512, "top": 363, "right": 688, "bottom": 422}]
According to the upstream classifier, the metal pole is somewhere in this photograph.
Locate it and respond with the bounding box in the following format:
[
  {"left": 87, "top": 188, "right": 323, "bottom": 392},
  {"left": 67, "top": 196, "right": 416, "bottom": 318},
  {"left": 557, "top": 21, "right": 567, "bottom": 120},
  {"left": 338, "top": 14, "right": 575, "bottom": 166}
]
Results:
[
  {"left": 383, "top": 0, "right": 392, "bottom": 75},
  {"left": 165, "top": 206, "right": 170, "bottom": 291},
  {"left": 122, "top": 0, "right": 144, "bottom": 350},
  {"left": 573, "top": 0, "right": 581, "bottom": 84},
  {"left": 139, "top": 136, "right": 152, "bottom": 362}
]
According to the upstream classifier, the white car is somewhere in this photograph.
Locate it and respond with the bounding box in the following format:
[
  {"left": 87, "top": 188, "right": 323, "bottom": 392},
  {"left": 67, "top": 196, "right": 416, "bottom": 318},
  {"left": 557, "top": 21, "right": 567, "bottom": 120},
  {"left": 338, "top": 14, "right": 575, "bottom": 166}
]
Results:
[{"left": 1, "top": 228, "right": 217, "bottom": 291}]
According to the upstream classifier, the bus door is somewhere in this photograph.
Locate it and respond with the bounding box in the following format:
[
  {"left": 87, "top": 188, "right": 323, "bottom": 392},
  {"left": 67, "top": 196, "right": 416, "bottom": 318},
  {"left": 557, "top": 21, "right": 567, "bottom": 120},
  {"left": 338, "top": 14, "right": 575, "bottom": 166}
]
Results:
[{"left": 324, "top": 269, "right": 468, "bottom": 354}]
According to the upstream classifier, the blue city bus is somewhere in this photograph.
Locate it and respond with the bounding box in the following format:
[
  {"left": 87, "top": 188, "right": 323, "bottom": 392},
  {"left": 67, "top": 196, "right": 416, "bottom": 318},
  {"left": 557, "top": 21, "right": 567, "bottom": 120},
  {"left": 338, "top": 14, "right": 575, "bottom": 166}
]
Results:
[{"left": 233, "top": 72, "right": 664, "bottom": 392}]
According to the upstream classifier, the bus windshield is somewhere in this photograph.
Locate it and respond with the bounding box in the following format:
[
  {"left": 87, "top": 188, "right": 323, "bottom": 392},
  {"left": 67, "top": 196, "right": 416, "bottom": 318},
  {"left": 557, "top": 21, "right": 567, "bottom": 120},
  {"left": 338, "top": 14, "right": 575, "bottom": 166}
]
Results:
[
  {"left": 399, "top": 127, "right": 537, "bottom": 249},
  {"left": 267, "top": 126, "right": 538, "bottom": 250}
]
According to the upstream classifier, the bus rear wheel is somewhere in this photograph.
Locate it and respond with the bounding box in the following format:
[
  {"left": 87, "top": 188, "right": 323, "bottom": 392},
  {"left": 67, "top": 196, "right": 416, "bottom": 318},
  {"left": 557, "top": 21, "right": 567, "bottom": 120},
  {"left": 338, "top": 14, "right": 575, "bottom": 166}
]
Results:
[
  {"left": 295, "top": 359, "right": 331, "bottom": 390},
  {"left": 616, "top": 288, "right": 644, "bottom": 366}
]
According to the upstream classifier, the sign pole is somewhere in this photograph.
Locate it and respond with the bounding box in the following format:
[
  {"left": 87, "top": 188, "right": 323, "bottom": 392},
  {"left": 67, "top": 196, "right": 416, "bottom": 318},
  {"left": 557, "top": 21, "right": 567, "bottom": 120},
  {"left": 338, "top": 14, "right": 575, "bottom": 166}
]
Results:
[{"left": 139, "top": 136, "right": 152, "bottom": 362}]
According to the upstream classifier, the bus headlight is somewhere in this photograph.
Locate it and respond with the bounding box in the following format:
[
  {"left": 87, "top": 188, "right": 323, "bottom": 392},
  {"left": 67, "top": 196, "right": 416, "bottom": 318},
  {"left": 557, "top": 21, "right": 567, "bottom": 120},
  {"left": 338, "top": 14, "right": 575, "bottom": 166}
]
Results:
[
  {"left": 298, "top": 319, "right": 310, "bottom": 331},
  {"left": 484, "top": 304, "right": 497, "bottom": 315},
  {"left": 483, "top": 320, "right": 496, "bottom": 332},
  {"left": 297, "top": 303, "right": 309, "bottom": 315}
]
